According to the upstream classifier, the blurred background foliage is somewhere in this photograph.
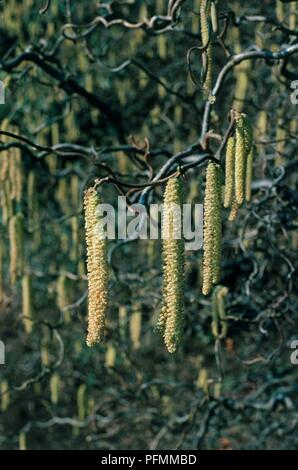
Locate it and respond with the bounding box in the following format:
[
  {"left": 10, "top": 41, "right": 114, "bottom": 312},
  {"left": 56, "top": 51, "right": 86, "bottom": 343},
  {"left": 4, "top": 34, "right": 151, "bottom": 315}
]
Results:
[{"left": 0, "top": 0, "right": 297, "bottom": 450}]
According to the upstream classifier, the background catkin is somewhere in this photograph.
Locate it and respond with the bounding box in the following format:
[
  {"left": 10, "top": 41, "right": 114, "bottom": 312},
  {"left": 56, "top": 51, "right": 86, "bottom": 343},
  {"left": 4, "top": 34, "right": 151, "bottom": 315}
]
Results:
[
  {"left": 84, "top": 188, "right": 108, "bottom": 347},
  {"left": 202, "top": 162, "right": 222, "bottom": 295},
  {"left": 211, "top": 285, "right": 228, "bottom": 339},
  {"left": 130, "top": 304, "right": 142, "bottom": 351},
  {"left": 223, "top": 136, "right": 235, "bottom": 209},
  {"left": 158, "top": 176, "right": 185, "bottom": 353},
  {"left": 9, "top": 213, "right": 24, "bottom": 284},
  {"left": 22, "top": 274, "right": 34, "bottom": 334}
]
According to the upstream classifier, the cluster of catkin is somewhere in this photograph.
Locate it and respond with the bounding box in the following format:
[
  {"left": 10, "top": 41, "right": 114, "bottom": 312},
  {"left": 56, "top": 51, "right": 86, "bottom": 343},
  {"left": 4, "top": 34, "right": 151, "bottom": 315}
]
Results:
[
  {"left": 84, "top": 113, "right": 253, "bottom": 348},
  {"left": 202, "top": 112, "right": 254, "bottom": 295},
  {"left": 84, "top": 187, "right": 108, "bottom": 347},
  {"left": 157, "top": 176, "right": 185, "bottom": 353},
  {"left": 224, "top": 111, "right": 254, "bottom": 221},
  {"left": 0, "top": 120, "right": 38, "bottom": 334}
]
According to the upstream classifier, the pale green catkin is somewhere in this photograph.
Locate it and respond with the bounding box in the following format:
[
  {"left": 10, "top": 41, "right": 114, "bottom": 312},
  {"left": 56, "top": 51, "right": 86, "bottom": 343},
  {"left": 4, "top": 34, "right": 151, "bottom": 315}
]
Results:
[
  {"left": 234, "top": 113, "right": 247, "bottom": 205},
  {"left": 243, "top": 115, "right": 253, "bottom": 155},
  {"left": 200, "top": 0, "right": 212, "bottom": 96},
  {"left": 224, "top": 136, "right": 235, "bottom": 208},
  {"left": 202, "top": 162, "right": 222, "bottom": 295},
  {"left": 158, "top": 176, "right": 185, "bottom": 353},
  {"left": 234, "top": 112, "right": 254, "bottom": 206},
  {"left": 245, "top": 146, "right": 254, "bottom": 203},
  {"left": 50, "top": 373, "right": 60, "bottom": 405},
  {"left": 84, "top": 188, "right": 108, "bottom": 347},
  {"left": 9, "top": 213, "right": 24, "bottom": 284}
]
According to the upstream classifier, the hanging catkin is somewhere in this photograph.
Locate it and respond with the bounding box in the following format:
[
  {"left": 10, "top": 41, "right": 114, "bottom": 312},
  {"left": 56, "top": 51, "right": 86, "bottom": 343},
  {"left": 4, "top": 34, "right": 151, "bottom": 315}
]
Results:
[
  {"left": 223, "top": 136, "right": 235, "bottom": 209},
  {"left": 245, "top": 146, "right": 254, "bottom": 202},
  {"left": 200, "top": 0, "right": 212, "bottom": 96},
  {"left": 212, "top": 163, "right": 222, "bottom": 285},
  {"left": 158, "top": 176, "right": 185, "bottom": 353},
  {"left": 202, "top": 162, "right": 222, "bottom": 295},
  {"left": 27, "top": 171, "right": 38, "bottom": 229},
  {"left": 9, "top": 213, "right": 24, "bottom": 284},
  {"left": 84, "top": 187, "right": 108, "bottom": 347},
  {"left": 234, "top": 113, "right": 247, "bottom": 205}
]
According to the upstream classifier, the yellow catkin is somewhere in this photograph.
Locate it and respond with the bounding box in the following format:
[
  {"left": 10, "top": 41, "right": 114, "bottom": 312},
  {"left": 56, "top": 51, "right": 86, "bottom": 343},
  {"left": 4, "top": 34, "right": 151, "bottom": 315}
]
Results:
[
  {"left": 245, "top": 146, "right": 254, "bottom": 203},
  {"left": 22, "top": 274, "right": 34, "bottom": 334},
  {"left": 223, "top": 136, "right": 235, "bottom": 209},
  {"left": 200, "top": 0, "right": 212, "bottom": 96},
  {"left": 77, "top": 384, "right": 87, "bottom": 421},
  {"left": 243, "top": 115, "right": 253, "bottom": 155},
  {"left": 14, "top": 148, "right": 23, "bottom": 203},
  {"left": 157, "top": 34, "right": 167, "bottom": 59},
  {"left": 27, "top": 171, "right": 38, "bottom": 229},
  {"left": 118, "top": 305, "right": 127, "bottom": 339},
  {"left": 84, "top": 188, "right": 108, "bottom": 347},
  {"left": 19, "top": 432, "right": 26, "bottom": 450},
  {"left": 256, "top": 110, "right": 267, "bottom": 139},
  {"left": 210, "top": 2, "right": 218, "bottom": 34},
  {"left": 0, "top": 381, "right": 10, "bottom": 411},
  {"left": 211, "top": 164, "right": 222, "bottom": 284},
  {"left": 211, "top": 285, "right": 228, "bottom": 339},
  {"left": 51, "top": 122, "right": 59, "bottom": 146},
  {"left": 1, "top": 181, "right": 12, "bottom": 224},
  {"left": 70, "top": 216, "right": 79, "bottom": 262},
  {"left": 50, "top": 373, "right": 60, "bottom": 405},
  {"left": 158, "top": 176, "right": 185, "bottom": 353},
  {"left": 0, "top": 149, "right": 9, "bottom": 182},
  {"left": 9, "top": 213, "right": 24, "bottom": 284},
  {"left": 57, "top": 274, "right": 71, "bottom": 323},
  {"left": 105, "top": 344, "right": 116, "bottom": 367},
  {"left": 202, "top": 162, "right": 222, "bottom": 295},
  {"left": 70, "top": 174, "right": 80, "bottom": 209},
  {"left": 0, "top": 119, "right": 9, "bottom": 182},
  {"left": 196, "top": 368, "right": 208, "bottom": 393},
  {"left": 41, "top": 343, "right": 50, "bottom": 367},
  {"left": 130, "top": 307, "right": 142, "bottom": 351},
  {"left": 234, "top": 112, "right": 247, "bottom": 205}
]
